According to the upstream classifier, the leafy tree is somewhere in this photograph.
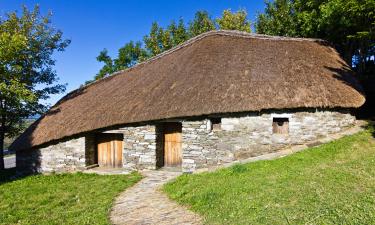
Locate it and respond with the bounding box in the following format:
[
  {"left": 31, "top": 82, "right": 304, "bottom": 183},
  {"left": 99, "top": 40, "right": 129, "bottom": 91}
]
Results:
[
  {"left": 114, "top": 41, "right": 148, "bottom": 70},
  {"left": 94, "top": 41, "right": 148, "bottom": 80},
  {"left": 94, "top": 49, "right": 115, "bottom": 80},
  {"left": 217, "top": 9, "right": 251, "bottom": 32},
  {"left": 95, "top": 19, "right": 189, "bottom": 81},
  {"left": 0, "top": 6, "right": 69, "bottom": 169},
  {"left": 256, "top": 0, "right": 299, "bottom": 37},
  {"left": 168, "top": 19, "right": 189, "bottom": 46},
  {"left": 144, "top": 22, "right": 167, "bottom": 56},
  {"left": 188, "top": 11, "right": 216, "bottom": 36}
]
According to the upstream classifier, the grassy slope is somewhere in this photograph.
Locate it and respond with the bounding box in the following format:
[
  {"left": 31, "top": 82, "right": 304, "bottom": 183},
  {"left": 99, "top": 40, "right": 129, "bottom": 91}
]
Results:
[
  {"left": 0, "top": 172, "right": 142, "bottom": 225},
  {"left": 164, "top": 126, "right": 375, "bottom": 224}
]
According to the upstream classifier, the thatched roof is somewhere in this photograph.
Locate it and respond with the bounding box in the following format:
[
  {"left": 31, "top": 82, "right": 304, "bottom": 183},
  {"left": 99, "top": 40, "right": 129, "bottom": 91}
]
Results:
[{"left": 11, "top": 30, "right": 365, "bottom": 151}]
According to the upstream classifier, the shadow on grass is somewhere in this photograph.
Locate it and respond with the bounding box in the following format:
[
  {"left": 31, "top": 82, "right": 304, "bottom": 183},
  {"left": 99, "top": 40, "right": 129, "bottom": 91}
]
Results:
[
  {"left": 0, "top": 168, "right": 28, "bottom": 185},
  {"left": 363, "top": 120, "right": 375, "bottom": 138}
]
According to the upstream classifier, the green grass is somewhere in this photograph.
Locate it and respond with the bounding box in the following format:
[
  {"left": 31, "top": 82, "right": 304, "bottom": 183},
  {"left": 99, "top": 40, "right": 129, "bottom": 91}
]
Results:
[
  {"left": 0, "top": 171, "right": 142, "bottom": 225},
  {"left": 164, "top": 125, "right": 375, "bottom": 224}
]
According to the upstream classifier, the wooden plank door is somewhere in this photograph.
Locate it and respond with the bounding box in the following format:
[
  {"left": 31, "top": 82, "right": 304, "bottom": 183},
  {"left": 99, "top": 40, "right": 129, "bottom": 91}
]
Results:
[
  {"left": 97, "top": 134, "right": 123, "bottom": 168},
  {"left": 164, "top": 123, "right": 182, "bottom": 167}
]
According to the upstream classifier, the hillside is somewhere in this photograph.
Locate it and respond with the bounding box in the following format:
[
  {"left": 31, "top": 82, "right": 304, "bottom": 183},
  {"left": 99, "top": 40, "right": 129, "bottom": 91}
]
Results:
[{"left": 164, "top": 124, "right": 375, "bottom": 224}]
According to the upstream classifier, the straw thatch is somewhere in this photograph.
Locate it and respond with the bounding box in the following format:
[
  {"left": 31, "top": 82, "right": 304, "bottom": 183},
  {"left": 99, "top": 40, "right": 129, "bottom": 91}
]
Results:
[{"left": 11, "top": 30, "right": 365, "bottom": 151}]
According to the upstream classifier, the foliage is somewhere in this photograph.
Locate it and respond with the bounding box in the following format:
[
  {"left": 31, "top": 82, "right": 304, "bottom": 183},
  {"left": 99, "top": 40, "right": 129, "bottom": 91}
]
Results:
[
  {"left": 169, "top": 19, "right": 190, "bottom": 46},
  {"left": 94, "top": 41, "right": 148, "bottom": 80},
  {"left": 164, "top": 126, "right": 375, "bottom": 224},
  {"left": 94, "top": 49, "right": 114, "bottom": 81},
  {"left": 143, "top": 22, "right": 171, "bottom": 57},
  {"left": 143, "top": 19, "right": 190, "bottom": 58},
  {"left": 188, "top": 11, "right": 216, "bottom": 37},
  {"left": 216, "top": 9, "right": 251, "bottom": 33},
  {"left": 93, "top": 9, "right": 251, "bottom": 81},
  {"left": 0, "top": 172, "right": 142, "bottom": 225},
  {"left": 256, "top": 0, "right": 375, "bottom": 70},
  {"left": 0, "top": 6, "right": 69, "bottom": 169}
]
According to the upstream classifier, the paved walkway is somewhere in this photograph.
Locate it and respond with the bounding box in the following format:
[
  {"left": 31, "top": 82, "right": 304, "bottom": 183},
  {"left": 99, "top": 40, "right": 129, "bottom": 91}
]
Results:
[{"left": 110, "top": 170, "right": 202, "bottom": 225}]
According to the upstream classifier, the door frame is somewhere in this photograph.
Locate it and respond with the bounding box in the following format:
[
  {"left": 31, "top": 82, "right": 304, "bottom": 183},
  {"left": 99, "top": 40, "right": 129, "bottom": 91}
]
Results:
[
  {"left": 157, "top": 122, "right": 182, "bottom": 168},
  {"left": 95, "top": 133, "right": 124, "bottom": 168}
]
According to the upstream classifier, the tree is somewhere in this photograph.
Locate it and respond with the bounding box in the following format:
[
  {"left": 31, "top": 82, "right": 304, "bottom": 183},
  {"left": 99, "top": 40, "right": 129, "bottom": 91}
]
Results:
[
  {"left": 114, "top": 41, "right": 148, "bottom": 71},
  {"left": 168, "top": 19, "right": 189, "bottom": 46},
  {"left": 94, "top": 49, "right": 115, "bottom": 80},
  {"left": 94, "top": 41, "right": 148, "bottom": 80},
  {"left": 256, "top": 0, "right": 298, "bottom": 37},
  {"left": 217, "top": 9, "right": 251, "bottom": 32},
  {"left": 188, "top": 11, "right": 216, "bottom": 36},
  {"left": 143, "top": 22, "right": 168, "bottom": 57},
  {"left": 0, "top": 6, "right": 69, "bottom": 170}
]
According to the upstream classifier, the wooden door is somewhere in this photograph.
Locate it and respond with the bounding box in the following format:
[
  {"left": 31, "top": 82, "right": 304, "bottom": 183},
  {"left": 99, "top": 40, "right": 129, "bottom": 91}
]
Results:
[
  {"left": 164, "top": 123, "right": 182, "bottom": 167},
  {"left": 97, "top": 133, "right": 123, "bottom": 168}
]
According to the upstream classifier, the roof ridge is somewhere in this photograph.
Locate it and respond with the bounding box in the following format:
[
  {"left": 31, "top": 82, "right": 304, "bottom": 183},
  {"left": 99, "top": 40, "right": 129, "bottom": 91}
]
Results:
[{"left": 59, "top": 30, "right": 327, "bottom": 105}]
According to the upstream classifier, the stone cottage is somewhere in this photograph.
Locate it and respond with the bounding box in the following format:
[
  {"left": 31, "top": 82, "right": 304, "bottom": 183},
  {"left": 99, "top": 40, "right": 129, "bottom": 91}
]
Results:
[{"left": 11, "top": 30, "right": 365, "bottom": 174}]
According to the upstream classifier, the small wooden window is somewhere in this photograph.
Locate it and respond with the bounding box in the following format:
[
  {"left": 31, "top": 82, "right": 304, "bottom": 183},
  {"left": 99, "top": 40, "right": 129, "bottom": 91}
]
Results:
[
  {"left": 273, "top": 117, "right": 289, "bottom": 134},
  {"left": 210, "top": 118, "right": 221, "bottom": 131}
]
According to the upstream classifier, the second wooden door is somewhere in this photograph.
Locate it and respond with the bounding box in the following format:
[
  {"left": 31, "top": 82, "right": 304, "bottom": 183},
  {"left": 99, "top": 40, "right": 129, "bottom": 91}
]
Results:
[
  {"left": 97, "top": 133, "right": 123, "bottom": 168},
  {"left": 164, "top": 123, "right": 182, "bottom": 167}
]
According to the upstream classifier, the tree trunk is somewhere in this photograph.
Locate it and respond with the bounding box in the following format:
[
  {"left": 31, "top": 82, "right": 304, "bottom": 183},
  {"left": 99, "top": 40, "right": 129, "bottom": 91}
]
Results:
[{"left": 0, "top": 131, "right": 4, "bottom": 170}]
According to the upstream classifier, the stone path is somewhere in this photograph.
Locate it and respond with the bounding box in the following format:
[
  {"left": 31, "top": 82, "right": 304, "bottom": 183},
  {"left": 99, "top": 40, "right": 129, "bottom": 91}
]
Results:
[{"left": 110, "top": 170, "right": 202, "bottom": 225}]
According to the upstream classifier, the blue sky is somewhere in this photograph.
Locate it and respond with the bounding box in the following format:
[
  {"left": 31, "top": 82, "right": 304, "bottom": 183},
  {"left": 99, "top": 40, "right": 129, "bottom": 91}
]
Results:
[{"left": 1, "top": 0, "right": 266, "bottom": 105}]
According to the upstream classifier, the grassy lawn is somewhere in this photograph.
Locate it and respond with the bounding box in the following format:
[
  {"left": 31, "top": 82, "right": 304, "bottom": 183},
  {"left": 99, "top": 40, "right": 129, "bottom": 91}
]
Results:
[
  {"left": 164, "top": 125, "right": 375, "bottom": 224},
  {"left": 0, "top": 171, "right": 141, "bottom": 225}
]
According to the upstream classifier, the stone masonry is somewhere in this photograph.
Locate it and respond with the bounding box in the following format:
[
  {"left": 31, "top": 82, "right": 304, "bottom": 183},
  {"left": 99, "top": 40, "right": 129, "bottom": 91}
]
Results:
[
  {"left": 181, "top": 109, "right": 355, "bottom": 172},
  {"left": 121, "top": 125, "right": 157, "bottom": 171},
  {"left": 16, "top": 109, "right": 356, "bottom": 174},
  {"left": 16, "top": 136, "right": 93, "bottom": 174}
]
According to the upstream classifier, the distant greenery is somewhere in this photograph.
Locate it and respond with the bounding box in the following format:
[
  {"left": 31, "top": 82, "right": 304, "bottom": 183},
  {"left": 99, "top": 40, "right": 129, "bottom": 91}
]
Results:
[
  {"left": 164, "top": 125, "right": 375, "bottom": 224},
  {"left": 91, "top": 9, "right": 251, "bottom": 82},
  {"left": 0, "top": 172, "right": 142, "bottom": 225},
  {"left": 3, "top": 119, "right": 35, "bottom": 150}
]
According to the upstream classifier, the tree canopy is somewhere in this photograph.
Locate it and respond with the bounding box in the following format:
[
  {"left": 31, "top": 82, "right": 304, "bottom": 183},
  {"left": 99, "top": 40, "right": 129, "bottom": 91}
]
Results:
[
  {"left": 188, "top": 11, "right": 216, "bottom": 37},
  {"left": 216, "top": 9, "right": 251, "bottom": 32},
  {"left": 95, "top": 41, "right": 147, "bottom": 80},
  {"left": 0, "top": 6, "right": 70, "bottom": 169}
]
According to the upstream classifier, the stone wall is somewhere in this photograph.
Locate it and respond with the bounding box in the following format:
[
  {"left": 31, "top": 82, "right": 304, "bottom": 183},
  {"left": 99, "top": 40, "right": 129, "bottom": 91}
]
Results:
[
  {"left": 181, "top": 110, "right": 355, "bottom": 172},
  {"left": 121, "top": 125, "right": 157, "bottom": 170},
  {"left": 16, "top": 109, "right": 356, "bottom": 174},
  {"left": 16, "top": 136, "right": 94, "bottom": 174}
]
